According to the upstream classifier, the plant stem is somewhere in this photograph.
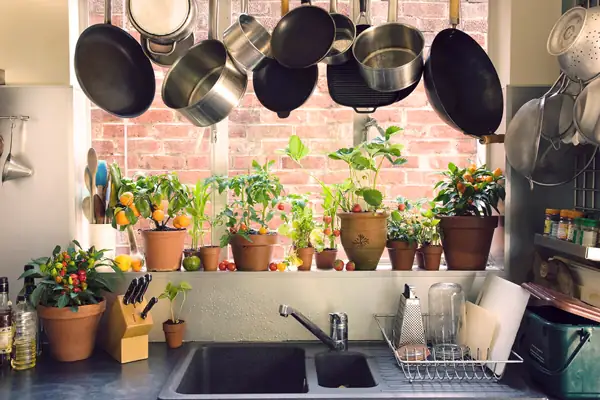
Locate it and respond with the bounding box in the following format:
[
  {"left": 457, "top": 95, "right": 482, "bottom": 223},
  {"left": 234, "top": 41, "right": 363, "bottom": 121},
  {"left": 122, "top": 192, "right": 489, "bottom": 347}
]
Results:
[
  {"left": 373, "top": 158, "right": 385, "bottom": 189},
  {"left": 170, "top": 300, "right": 175, "bottom": 324},
  {"left": 178, "top": 290, "right": 186, "bottom": 324}
]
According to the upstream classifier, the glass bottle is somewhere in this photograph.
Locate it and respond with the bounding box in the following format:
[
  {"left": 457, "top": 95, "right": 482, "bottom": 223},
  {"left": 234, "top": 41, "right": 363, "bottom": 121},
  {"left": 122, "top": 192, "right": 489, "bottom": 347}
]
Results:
[
  {"left": 11, "top": 285, "right": 37, "bottom": 370},
  {"left": 544, "top": 209, "right": 560, "bottom": 236},
  {"left": 0, "top": 277, "right": 12, "bottom": 369},
  {"left": 557, "top": 210, "right": 571, "bottom": 240}
]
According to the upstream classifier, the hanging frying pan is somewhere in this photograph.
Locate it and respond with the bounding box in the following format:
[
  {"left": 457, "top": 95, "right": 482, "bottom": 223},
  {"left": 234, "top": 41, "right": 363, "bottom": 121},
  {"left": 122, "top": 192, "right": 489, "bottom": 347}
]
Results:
[
  {"left": 74, "top": 0, "right": 155, "bottom": 118},
  {"left": 424, "top": 0, "right": 503, "bottom": 143},
  {"left": 270, "top": 0, "right": 336, "bottom": 69},
  {"left": 254, "top": 0, "right": 318, "bottom": 119},
  {"left": 326, "top": 0, "right": 417, "bottom": 112}
]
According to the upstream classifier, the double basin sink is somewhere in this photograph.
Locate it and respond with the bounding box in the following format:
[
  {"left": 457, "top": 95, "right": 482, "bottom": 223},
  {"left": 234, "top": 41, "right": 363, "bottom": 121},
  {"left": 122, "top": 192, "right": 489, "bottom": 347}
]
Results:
[{"left": 159, "top": 343, "right": 377, "bottom": 399}]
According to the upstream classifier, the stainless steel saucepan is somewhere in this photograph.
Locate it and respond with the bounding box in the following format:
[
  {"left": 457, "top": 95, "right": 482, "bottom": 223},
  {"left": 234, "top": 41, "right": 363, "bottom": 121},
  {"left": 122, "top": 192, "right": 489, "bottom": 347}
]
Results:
[
  {"left": 223, "top": 0, "right": 272, "bottom": 71},
  {"left": 322, "top": 0, "right": 356, "bottom": 65},
  {"left": 352, "top": 0, "right": 424, "bottom": 92},
  {"left": 162, "top": 0, "right": 247, "bottom": 127}
]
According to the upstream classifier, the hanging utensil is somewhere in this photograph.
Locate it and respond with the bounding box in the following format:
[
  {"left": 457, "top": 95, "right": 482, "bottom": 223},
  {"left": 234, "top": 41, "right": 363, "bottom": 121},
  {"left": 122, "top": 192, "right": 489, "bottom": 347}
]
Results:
[
  {"left": 82, "top": 196, "right": 93, "bottom": 222},
  {"left": 87, "top": 148, "right": 98, "bottom": 223},
  {"left": 270, "top": 0, "right": 336, "bottom": 69},
  {"left": 74, "top": 0, "right": 155, "bottom": 118},
  {"left": 547, "top": 6, "right": 600, "bottom": 82},
  {"left": 2, "top": 120, "right": 33, "bottom": 184},
  {"left": 540, "top": 74, "right": 579, "bottom": 147},
  {"left": 94, "top": 194, "right": 105, "bottom": 224},
  {"left": 424, "top": 0, "right": 503, "bottom": 140},
  {"left": 352, "top": 0, "right": 424, "bottom": 92},
  {"left": 322, "top": 0, "right": 356, "bottom": 66},
  {"left": 223, "top": 0, "right": 272, "bottom": 71},
  {"left": 326, "top": 0, "right": 409, "bottom": 112},
  {"left": 127, "top": 0, "right": 197, "bottom": 63},
  {"left": 574, "top": 76, "right": 600, "bottom": 145},
  {"left": 104, "top": 174, "right": 112, "bottom": 223},
  {"left": 253, "top": 0, "right": 318, "bottom": 119},
  {"left": 162, "top": 0, "right": 248, "bottom": 127}
]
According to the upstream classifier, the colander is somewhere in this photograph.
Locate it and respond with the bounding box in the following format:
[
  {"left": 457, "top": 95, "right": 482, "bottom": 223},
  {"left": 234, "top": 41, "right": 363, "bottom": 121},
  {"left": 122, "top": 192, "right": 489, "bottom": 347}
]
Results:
[{"left": 547, "top": 6, "right": 600, "bottom": 82}]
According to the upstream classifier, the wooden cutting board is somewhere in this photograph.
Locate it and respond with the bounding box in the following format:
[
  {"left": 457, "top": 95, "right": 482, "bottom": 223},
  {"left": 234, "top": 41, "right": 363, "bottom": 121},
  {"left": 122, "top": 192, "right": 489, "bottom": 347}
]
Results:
[{"left": 464, "top": 301, "right": 498, "bottom": 360}]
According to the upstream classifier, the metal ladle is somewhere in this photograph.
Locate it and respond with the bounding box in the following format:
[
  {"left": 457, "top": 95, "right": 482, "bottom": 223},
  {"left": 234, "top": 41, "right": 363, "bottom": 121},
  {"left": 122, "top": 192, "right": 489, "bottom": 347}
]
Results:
[{"left": 2, "top": 120, "right": 33, "bottom": 183}]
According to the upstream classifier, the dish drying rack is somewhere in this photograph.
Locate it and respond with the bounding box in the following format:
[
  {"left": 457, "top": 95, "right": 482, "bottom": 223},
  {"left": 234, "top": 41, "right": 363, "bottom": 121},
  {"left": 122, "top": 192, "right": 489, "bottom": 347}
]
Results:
[{"left": 374, "top": 314, "right": 523, "bottom": 382}]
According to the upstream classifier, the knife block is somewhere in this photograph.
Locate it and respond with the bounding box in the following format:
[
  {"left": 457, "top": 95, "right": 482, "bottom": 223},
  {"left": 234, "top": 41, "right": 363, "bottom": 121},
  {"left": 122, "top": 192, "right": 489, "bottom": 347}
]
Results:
[{"left": 104, "top": 295, "right": 153, "bottom": 364}]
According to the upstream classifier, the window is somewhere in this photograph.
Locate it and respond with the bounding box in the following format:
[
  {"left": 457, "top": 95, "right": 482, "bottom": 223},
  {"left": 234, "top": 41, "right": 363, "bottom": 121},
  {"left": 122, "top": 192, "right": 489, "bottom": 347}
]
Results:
[{"left": 90, "top": 0, "right": 486, "bottom": 260}]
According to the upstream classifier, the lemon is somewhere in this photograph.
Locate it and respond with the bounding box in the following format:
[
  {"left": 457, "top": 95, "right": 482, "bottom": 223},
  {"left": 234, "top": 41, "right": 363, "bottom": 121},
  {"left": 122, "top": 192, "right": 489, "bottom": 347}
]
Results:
[{"left": 114, "top": 254, "right": 132, "bottom": 272}]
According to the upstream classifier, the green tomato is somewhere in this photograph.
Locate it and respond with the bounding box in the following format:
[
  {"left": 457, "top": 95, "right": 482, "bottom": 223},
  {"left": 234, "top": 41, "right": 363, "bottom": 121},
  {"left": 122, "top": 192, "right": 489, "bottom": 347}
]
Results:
[
  {"left": 182, "top": 256, "right": 201, "bottom": 271},
  {"left": 50, "top": 269, "right": 58, "bottom": 277},
  {"left": 69, "top": 261, "right": 75, "bottom": 267},
  {"left": 54, "top": 263, "right": 63, "bottom": 270}
]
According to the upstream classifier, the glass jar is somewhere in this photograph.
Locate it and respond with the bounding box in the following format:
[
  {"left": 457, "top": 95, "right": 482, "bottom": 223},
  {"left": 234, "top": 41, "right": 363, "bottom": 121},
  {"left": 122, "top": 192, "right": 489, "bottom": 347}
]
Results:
[
  {"left": 544, "top": 209, "right": 560, "bottom": 236},
  {"left": 571, "top": 218, "right": 584, "bottom": 243},
  {"left": 568, "top": 211, "right": 585, "bottom": 242},
  {"left": 580, "top": 219, "right": 598, "bottom": 247},
  {"left": 557, "top": 210, "right": 571, "bottom": 240},
  {"left": 428, "top": 283, "right": 467, "bottom": 360}
]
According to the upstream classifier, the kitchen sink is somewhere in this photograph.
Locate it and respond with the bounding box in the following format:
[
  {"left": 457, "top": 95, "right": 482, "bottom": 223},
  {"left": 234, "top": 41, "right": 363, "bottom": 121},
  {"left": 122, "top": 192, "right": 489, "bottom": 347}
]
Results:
[
  {"left": 315, "top": 351, "right": 376, "bottom": 388},
  {"left": 176, "top": 344, "right": 308, "bottom": 395}
]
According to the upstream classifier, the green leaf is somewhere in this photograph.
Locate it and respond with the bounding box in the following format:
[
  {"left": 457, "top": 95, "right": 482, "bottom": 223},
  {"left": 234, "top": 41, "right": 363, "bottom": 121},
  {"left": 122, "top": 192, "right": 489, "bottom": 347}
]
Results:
[
  {"left": 57, "top": 294, "right": 69, "bottom": 308},
  {"left": 362, "top": 189, "right": 383, "bottom": 208},
  {"left": 385, "top": 126, "right": 402, "bottom": 141},
  {"left": 179, "top": 281, "right": 192, "bottom": 291},
  {"left": 30, "top": 285, "right": 45, "bottom": 307},
  {"left": 391, "top": 210, "right": 402, "bottom": 221},
  {"left": 288, "top": 135, "right": 309, "bottom": 161},
  {"left": 52, "top": 246, "right": 61, "bottom": 256},
  {"left": 448, "top": 162, "right": 457, "bottom": 173},
  {"left": 18, "top": 269, "right": 43, "bottom": 280}
]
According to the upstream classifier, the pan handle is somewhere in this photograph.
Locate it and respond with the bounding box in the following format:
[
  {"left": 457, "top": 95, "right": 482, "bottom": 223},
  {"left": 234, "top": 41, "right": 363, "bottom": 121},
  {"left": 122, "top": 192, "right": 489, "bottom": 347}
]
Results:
[
  {"left": 301, "top": 0, "right": 312, "bottom": 5},
  {"left": 104, "top": 0, "right": 112, "bottom": 25},
  {"left": 330, "top": 0, "right": 337, "bottom": 13},
  {"left": 388, "top": 0, "right": 397, "bottom": 23},
  {"left": 282, "top": 0, "right": 289, "bottom": 16},
  {"left": 478, "top": 135, "right": 505, "bottom": 145},
  {"left": 356, "top": 0, "right": 369, "bottom": 25},
  {"left": 208, "top": 0, "right": 219, "bottom": 40},
  {"left": 353, "top": 107, "right": 377, "bottom": 114},
  {"left": 242, "top": 0, "right": 249, "bottom": 14},
  {"left": 450, "top": 0, "right": 460, "bottom": 28},
  {"left": 145, "top": 38, "right": 177, "bottom": 57}
]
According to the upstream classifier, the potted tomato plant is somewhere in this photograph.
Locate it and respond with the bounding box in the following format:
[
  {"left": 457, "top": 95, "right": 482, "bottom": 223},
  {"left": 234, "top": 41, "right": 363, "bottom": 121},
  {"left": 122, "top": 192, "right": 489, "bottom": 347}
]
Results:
[
  {"left": 327, "top": 125, "right": 407, "bottom": 270},
  {"left": 316, "top": 184, "right": 342, "bottom": 269},
  {"left": 433, "top": 163, "right": 505, "bottom": 270},
  {"left": 185, "top": 177, "right": 223, "bottom": 271},
  {"left": 112, "top": 172, "right": 191, "bottom": 272},
  {"left": 279, "top": 195, "right": 322, "bottom": 271},
  {"left": 20, "top": 241, "right": 120, "bottom": 362},
  {"left": 218, "top": 160, "right": 285, "bottom": 271},
  {"left": 158, "top": 281, "right": 192, "bottom": 349},
  {"left": 417, "top": 206, "right": 443, "bottom": 271},
  {"left": 387, "top": 197, "right": 422, "bottom": 271}
]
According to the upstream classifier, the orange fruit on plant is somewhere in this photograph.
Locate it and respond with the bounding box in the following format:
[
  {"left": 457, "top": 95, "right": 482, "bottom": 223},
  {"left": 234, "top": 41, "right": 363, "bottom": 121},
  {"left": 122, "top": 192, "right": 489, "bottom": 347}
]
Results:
[
  {"left": 115, "top": 210, "right": 130, "bottom": 226},
  {"left": 152, "top": 209, "right": 165, "bottom": 222},
  {"left": 457, "top": 182, "right": 466, "bottom": 193},
  {"left": 468, "top": 163, "right": 477, "bottom": 173},
  {"left": 493, "top": 167, "right": 503, "bottom": 177},
  {"left": 131, "top": 257, "right": 143, "bottom": 272},
  {"left": 129, "top": 204, "right": 141, "bottom": 217},
  {"left": 119, "top": 192, "right": 134, "bottom": 206},
  {"left": 463, "top": 173, "right": 474, "bottom": 183},
  {"left": 485, "top": 176, "right": 494, "bottom": 183},
  {"left": 177, "top": 215, "right": 191, "bottom": 228},
  {"left": 258, "top": 226, "right": 268, "bottom": 235}
]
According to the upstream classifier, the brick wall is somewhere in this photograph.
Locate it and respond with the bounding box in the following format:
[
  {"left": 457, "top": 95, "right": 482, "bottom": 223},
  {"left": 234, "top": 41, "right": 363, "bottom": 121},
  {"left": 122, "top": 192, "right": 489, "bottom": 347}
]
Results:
[{"left": 90, "top": 0, "right": 487, "bottom": 260}]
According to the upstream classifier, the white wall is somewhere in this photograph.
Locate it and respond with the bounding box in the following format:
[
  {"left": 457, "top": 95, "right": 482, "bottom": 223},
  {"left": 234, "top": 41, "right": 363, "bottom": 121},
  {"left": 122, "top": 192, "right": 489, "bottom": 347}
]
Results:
[{"left": 0, "top": 1, "right": 73, "bottom": 85}]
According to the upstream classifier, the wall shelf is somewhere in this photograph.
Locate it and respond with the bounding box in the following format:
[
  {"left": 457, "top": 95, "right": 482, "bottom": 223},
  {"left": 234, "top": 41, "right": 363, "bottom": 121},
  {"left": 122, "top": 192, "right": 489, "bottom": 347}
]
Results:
[{"left": 534, "top": 233, "right": 600, "bottom": 261}]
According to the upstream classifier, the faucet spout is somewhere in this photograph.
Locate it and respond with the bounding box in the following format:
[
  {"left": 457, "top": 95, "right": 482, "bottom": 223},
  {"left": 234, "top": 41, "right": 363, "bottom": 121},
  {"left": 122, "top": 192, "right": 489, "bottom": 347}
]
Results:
[{"left": 278, "top": 304, "right": 346, "bottom": 351}]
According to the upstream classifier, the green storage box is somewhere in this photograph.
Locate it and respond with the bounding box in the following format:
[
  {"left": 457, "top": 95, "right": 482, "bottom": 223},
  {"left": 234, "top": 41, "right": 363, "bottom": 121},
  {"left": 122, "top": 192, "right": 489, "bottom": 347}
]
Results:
[{"left": 518, "top": 306, "right": 600, "bottom": 399}]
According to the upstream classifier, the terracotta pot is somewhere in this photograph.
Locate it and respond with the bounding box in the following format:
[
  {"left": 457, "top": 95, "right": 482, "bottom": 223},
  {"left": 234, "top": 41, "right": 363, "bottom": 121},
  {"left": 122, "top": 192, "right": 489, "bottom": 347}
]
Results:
[
  {"left": 199, "top": 246, "right": 221, "bottom": 271},
  {"left": 439, "top": 216, "right": 498, "bottom": 271},
  {"left": 315, "top": 248, "right": 337, "bottom": 270},
  {"left": 338, "top": 212, "right": 388, "bottom": 271},
  {"left": 163, "top": 320, "right": 186, "bottom": 349},
  {"left": 387, "top": 240, "right": 417, "bottom": 271},
  {"left": 295, "top": 247, "right": 314, "bottom": 271},
  {"left": 143, "top": 229, "right": 186, "bottom": 271},
  {"left": 37, "top": 300, "right": 106, "bottom": 362},
  {"left": 416, "top": 249, "right": 425, "bottom": 269},
  {"left": 420, "top": 244, "right": 443, "bottom": 271},
  {"left": 230, "top": 233, "right": 278, "bottom": 271}
]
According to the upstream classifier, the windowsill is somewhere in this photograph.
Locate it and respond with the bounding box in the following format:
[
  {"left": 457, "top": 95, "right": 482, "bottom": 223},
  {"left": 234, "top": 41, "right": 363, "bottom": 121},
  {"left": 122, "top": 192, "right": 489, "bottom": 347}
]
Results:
[{"left": 102, "top": 263, "right": 503, "bottom": 278}]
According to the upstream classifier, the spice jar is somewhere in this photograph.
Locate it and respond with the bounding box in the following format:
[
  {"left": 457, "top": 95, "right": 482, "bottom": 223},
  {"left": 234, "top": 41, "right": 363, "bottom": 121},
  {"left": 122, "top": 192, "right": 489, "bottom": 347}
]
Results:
[
  {"left": 580, "top": 219, "right": 598, "bottom": 247},
  {"left": 557, "top": 210, "right": 571, "bottom": 240},
  {"left": 544, "top": 209, "right": 560, "bottom": 236},
  {"left": 571, "top": 218, "right": 584, "bottom": 243},
  {"left": 568, "top": 211, "right": 584, "bottom": 242}
]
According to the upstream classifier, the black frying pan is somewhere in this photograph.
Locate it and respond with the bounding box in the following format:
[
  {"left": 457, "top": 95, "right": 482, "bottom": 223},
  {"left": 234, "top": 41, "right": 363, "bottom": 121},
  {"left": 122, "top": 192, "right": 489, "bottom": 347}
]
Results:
[
  {"left": 326, "top": 0, "right": 418, "bottom": 112},
  {"left": 75, "top": 0, "right": 155, "bottom": 118},
  {"left": 254, "top": 0, "right": 318, "bottom": 118},
  {"left": 424, "top": 0, "right": 502, "bottom": 138},
  {"left": 271, "top": 0, "right": 336, "bottom": 69}
]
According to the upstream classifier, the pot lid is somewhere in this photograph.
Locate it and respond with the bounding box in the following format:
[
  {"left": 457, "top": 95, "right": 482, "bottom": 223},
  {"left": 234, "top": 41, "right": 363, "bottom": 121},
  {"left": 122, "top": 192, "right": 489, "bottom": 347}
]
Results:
[
  {"left": 522, "top": 282, "right": 600, "bottom": 323},
  {"left": 129, "top": 0, "right": 191, "bottom": 36}
]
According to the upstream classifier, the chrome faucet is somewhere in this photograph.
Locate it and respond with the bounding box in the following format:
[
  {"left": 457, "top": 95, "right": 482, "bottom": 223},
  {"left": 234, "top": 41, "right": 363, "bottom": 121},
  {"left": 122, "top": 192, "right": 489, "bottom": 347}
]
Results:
[{"left": 279, "top": 304, "right": 348, "bottom": 351}]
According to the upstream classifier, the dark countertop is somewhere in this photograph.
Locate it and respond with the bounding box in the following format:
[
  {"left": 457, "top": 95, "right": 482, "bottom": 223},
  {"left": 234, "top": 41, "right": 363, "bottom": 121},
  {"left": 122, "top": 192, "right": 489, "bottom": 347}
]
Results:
[{"left": 0, "top": 343, "right": 553, "bottom": 400}]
